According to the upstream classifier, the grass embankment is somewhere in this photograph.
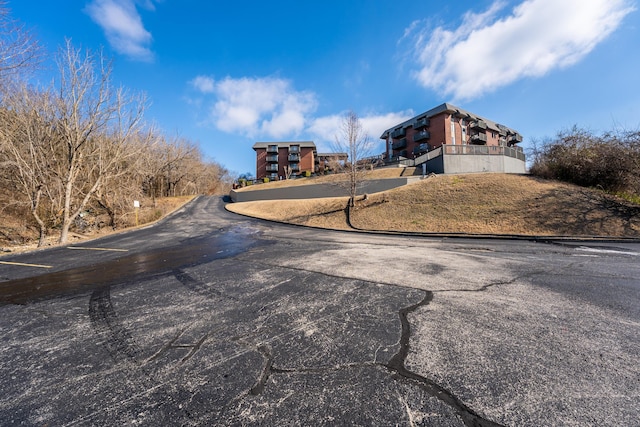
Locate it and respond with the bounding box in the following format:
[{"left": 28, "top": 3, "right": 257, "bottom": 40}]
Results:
[
  {"left": 233, "top": 167, "right": 414, "bottom": 191},
  {"left": 227, "top": 172, "right": 640, "bottom": 237}
]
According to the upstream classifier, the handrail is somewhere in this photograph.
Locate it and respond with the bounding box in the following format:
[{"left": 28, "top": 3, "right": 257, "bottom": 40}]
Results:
[
  {"left": 387, "top": 144, "right": 525, "bottom": 166},
  {"left": 441, "top": 144, "right": 525, "bottom": 161}
]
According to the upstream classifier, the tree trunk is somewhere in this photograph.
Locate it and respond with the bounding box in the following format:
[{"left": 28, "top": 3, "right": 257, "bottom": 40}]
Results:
[
  {"left": 30, "top": 187, "right": 47, "bottom": 247},
  {"left": 96, "top": 194, "right": 116, "bottom": 229},
  {"left": 58, "top": 176, "right": 74, "bottom": 244}
]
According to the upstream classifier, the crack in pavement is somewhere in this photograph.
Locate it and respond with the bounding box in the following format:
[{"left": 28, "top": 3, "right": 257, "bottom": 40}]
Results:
[
  {"left": 384, "top": 291, "right": 503, "bottom": 427},
  {"left": 145, "top": 327, "right": 210, "bottom": 365},
  {"left": 243, "top": 290, "right": 502, "bottom": 426},
  {"left": 431, "top": 275, "right": 525, "bottom": 294},
  {"left": 243, "top": 260, "right": 505, "bottom": 425},
  {"left": 250, "top": 344, "right": 274, "bottom": 396},
  {"left": 94, "top": 260, "right": 505, "bottom": 425}
]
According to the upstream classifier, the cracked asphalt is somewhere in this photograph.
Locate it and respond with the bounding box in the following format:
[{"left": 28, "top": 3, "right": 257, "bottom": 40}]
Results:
[{"left": 0, "top": 196, "right": 638, "bottom": 426}]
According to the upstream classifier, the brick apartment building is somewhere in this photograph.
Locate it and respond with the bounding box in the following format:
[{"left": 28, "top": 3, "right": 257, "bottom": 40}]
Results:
[
  {"left": 253, "top": 141, "right": 317, "bottom": 180},
  {"left": 316, "top": 152, "right": 348, "bottom": 174},
  {"left": 380, "top": 103, "right": 523, "bottom": 160}
]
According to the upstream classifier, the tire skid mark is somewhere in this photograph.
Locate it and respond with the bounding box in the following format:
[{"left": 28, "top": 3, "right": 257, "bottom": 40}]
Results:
[
  {"left": 86, "top": 286, "right": 196, "bottom": 425},
  {"left": 173, "top": 268, "right": 236, "bottom": 301},
  {"left": 88, "top": 286, "right": 143, "bottom": 363}
]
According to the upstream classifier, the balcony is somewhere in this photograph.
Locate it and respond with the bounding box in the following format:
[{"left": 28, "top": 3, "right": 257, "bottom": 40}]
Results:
[
  {"left": 508, "top": 133, "right": 523, "bottom": 144},
  {"left": 392, "top": 138, "right": 407, "bottom": 150},
  {"left": 470, "top": 120, "right": 487, "bottom": 131},
  {"left": 290, "top": 163, "right": 300, "bottom": 171},
  {"left": 414, "top": 130, "right": 430, "bottom": 142},
  {"left": 391, "top": 127, "right": 406, "bottom": 139},
  {"left": 413, "top": 143, "right": 429, "bottom": 155},
  {"left": 470, "top": 133, "right": 488, "bottom": 144},
  {"left": 288, "top": 153, "right": 300, "bottom": 162},
  {"left": 266, "top": 164, "right": 279, "bottom": 172},
  {"left": 266, "top": 155, "right": 278, "bottom": 162},
  {"left": 289, "top": 145, "right": 300, "bottom": 153},
  {"left": 267, "top": 145, "right": 278, "bottom": 153},
  {"left": 414, "top": 117, "right": 429, "bottom": 129}
]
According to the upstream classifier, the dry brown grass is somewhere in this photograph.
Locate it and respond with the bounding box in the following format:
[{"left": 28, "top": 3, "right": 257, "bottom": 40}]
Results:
[
  {"left": 1, "top": 196, "right": 195, "bottom": 253},
  {"left": 234, "top": 167, "right": 412, "bottom": 192},
  {"left": 228, "top": 173, "right": 640, "bottom": 237},
  {"left": 226, "top": 197, "right": 351, "bottom": 229}
]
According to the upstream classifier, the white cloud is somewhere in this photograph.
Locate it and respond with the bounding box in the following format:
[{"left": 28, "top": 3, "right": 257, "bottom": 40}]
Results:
[
  {"left": 190, "top": 75, "right": 216, "bottom": 93},
  {"left": 85, "top": 0, "right": 156, "bottom": 61},
  {"left": 405, "top": 0, "right": 635, "bottom": 101},
  {"left": 309, "top": 110, "right": 414, "bottom": 152},
  {"left": 192, "top": 76, "right": 318, "bottom": 139},
  {"left": 189, "top": 74, "right": 412, "bottom": 151}
]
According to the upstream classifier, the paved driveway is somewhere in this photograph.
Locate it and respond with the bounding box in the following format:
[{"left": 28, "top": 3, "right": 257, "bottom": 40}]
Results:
[{"left": 0, "top": 197, "right": 638, "bottom": 426}]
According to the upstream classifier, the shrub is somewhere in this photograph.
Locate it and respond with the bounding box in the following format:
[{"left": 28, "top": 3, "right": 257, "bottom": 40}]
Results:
[{"left": 530, "top": 127, "right": 640, "bottom": 196}]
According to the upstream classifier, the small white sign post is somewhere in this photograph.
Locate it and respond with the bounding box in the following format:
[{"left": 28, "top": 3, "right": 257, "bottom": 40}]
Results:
[{"left": 134, "top": 200, "right": 140, "bottom": 226}]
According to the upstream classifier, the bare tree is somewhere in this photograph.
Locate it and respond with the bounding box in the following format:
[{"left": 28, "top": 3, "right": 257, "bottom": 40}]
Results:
[
  {"left": 0, "top": 1, "right": 41, "bottom": 86},
  {"left": 138, "top": 135, "right": 200, "bottom": 204},
  {"left": 93, "top": 127, "right": 156, "bottom": 228},
  {"left": 333, "top": 110, "right": 373, "bottom": 206},
  {"left": 283, "top": 165, "right": 293, "bottom": 180},
  {"left": 53, "top": 40, "right": 147, "bottom": 243},
  {"left": 161, "top": 137, "right": 200, "bottom": 197},
  {"left": 0, "top": 84, "right": 58, "bottom": 246},
  {"left": 196, "top": 160, "right": 232, "bottom": 195}
]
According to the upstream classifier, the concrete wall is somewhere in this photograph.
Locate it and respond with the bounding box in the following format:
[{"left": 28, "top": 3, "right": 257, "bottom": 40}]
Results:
[
  {"left": 441, "top": 153, "right": 526, "bottom": 174},
  {"left": 425, "top": 155, "right": 445, "bottom": 174}
]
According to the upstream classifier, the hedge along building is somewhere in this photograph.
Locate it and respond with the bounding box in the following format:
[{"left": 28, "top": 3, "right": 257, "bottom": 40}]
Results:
[{"left": 380, "top": 103, "right": 526, "bottom": 174}]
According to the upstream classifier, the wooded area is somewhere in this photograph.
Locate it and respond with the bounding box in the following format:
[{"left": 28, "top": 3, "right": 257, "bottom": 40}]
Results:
[{"left": 0, "top": 3, "right": 231, "bottom": 246}]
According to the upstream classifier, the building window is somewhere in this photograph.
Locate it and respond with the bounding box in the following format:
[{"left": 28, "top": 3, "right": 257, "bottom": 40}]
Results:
[{"left": 451, "top": 120, "right": 456, "bottom": 145}]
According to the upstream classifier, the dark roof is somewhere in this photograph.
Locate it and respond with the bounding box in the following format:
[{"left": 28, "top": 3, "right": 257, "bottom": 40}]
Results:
[
  {"left": 379, "top": 103, "right": 520, "bottom": 139},
  {"left": 252, "top": 141, "right": 316, "bottom": 150}
]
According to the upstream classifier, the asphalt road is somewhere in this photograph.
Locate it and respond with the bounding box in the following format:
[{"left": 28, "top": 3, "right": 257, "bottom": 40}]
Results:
[{"left": 0, "top": 196, "right": 638, "bottom": 426}]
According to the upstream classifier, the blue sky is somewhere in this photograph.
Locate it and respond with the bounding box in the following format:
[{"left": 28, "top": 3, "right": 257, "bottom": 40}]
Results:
[{"left": 9, "top": 0, "right": 640, "bottom": 175}]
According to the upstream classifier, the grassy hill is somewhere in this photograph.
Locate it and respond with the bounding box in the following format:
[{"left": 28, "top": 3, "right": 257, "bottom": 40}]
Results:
[{"left": 227, "top": 172, "right": 640, "bottom": 238}]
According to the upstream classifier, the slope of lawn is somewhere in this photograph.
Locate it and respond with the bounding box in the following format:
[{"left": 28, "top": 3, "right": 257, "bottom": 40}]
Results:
[{"left": 227, "top": 173, "right": 640, "bottom": 237}]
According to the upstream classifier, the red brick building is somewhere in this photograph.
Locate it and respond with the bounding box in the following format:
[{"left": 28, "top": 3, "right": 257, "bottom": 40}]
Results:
[
  {"left": 253, "top": 141, "right": 317, "bottom": 180},
  {"left": 380, "top": 103, "right": 522, "bottom": 160},
  {"left": 316, "top": 152, "right": 348, "bottom": 174}
]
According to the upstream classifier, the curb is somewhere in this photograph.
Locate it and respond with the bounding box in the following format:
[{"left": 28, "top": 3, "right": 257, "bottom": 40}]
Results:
[{"left": 226, "top": 202, "right": 640, "bottom": 244}]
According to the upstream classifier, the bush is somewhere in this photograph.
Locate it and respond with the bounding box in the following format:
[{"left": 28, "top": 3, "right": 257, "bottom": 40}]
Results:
[{"left": 530, "top": 127, "right": 640, "bottom": 196}]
